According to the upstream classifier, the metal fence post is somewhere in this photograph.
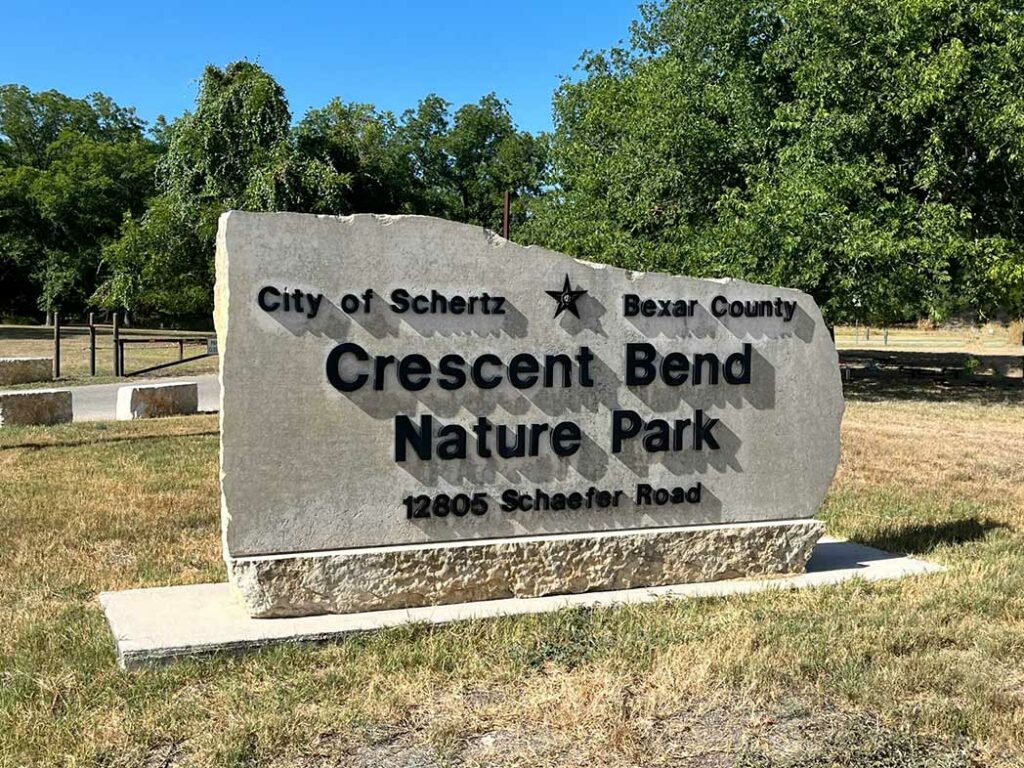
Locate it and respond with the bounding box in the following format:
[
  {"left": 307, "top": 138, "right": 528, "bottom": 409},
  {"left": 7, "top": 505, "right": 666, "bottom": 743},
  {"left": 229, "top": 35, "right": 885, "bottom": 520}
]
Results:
[
  {"left": 53, "top": 313, "right": 61, "bottom": 379},
  {"left": 112, "top": 311, "right": 121, "bottom": 376},
  {"left": 88, "top": 312, "right": 96, "bottom": 376}
]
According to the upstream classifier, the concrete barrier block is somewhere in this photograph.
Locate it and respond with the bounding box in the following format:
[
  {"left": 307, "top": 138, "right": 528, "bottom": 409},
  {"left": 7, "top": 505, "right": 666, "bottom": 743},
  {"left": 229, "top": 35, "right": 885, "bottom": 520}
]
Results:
[
  {"left": 116, "top": 382, "right": 199, "bottom": 420},
  {"left": 0, "top": 357, "right": 53, "bottom": 385},
  {"left": 0, "top": 389, "right": 72, "bottom": 426}
]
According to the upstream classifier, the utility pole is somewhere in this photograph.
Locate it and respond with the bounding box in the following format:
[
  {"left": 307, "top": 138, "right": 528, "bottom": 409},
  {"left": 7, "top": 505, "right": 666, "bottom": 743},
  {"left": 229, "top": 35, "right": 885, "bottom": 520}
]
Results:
[{"left": 502, "top": 190, "right": 511, "bottom": 240}]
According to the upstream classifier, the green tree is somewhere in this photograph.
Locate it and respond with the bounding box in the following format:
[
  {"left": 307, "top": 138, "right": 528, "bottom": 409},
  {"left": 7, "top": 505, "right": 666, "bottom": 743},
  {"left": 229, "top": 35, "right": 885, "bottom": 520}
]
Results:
[
  {"left": 523, "top": 0, "right": 1024, "bottom": 324},
  {"left": 253, "top": 99, "right": 407, "bottom": 214},
  {"left": 99, "top": 61, "right": 291, "bottom": 316},
  {"left": 0, "top": 86, "right": 156, "bottom": 318},
  {"left": 100, "top": 65, "right": 549, "bottom": 318},
  {"left": 400, "top": 94, "right": 548, "bottom": 231},
  {"left": 160, "top": 61, "right": 291, "bottom": 207}
]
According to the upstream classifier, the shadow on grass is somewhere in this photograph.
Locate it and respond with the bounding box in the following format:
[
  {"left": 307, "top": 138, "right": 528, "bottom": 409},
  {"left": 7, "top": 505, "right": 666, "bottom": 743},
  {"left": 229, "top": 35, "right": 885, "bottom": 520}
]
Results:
[
  {"left": 738, "top": 710, "right": 979, "bottom": 768},
  {"left": 855, "top": 517, "right": 1009, "bottom": 556},
  {"left": 844, "top": 375, "right": 1024, "bottom": 405},
  {"left": 0, "top": 429, "right": 219, "bottom": 451}
]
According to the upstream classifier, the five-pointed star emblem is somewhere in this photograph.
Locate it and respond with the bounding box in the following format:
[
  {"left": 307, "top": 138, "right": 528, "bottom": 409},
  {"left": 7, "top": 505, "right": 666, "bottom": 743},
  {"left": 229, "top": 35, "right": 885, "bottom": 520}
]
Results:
[{"left": 546, "top": 274, "right": 588, "bottom": 319}]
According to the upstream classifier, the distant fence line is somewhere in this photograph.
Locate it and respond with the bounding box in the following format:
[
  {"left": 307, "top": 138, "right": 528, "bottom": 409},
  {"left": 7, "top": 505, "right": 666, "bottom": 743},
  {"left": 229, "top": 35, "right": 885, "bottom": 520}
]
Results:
[
  {"left": 32, "top": 316, "right": 1022, "bottom": 384},
  {"left": 834, "top": 324, "right": 1021, "bottom": 351},
  {"left": 47, "top": 312, "right": 216, "bottom": 379}
]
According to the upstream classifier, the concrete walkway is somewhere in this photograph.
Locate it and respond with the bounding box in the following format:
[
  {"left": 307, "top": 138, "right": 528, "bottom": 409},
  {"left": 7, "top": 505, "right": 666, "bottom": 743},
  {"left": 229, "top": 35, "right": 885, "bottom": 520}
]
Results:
[{"left": 0, "top": 374, "right": 221, "bottom": 422}]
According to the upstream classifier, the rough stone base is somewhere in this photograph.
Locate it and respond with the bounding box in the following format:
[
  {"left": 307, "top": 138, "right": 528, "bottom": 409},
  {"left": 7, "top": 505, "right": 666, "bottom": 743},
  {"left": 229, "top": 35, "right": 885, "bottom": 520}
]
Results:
[
  {"left": 0, "top": 357, "right": 52, "bottom": 385},
  {"left": 116, "top": 382, "right": 198, "bottom": 420},
  {"left": 228, "top": 519, "right": 824, "bottom": 618},
  {"left": 0, "top": 389, "right": 72, "bottom": 426}
]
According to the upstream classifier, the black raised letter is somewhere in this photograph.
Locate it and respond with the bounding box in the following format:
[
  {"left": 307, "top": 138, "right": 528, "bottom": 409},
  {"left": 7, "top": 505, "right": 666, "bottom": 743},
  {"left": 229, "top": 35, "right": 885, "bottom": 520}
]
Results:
[
  {"left": 611, "top": 410, "right": 643, "bottom": 452},
  {"left": 326, "top": 342, "right": 369, "bottom": 392},
  {"left": 551, "top": 421, "right": 582, "bottom": 456},
  {"left": 257, "top": 286, "right": 281, "bottom": 312},
  {"left": 395, "top": 415, "right": 432, "bottom": 461},
  {"left": 625, "top": 343, "right": 657, "bottom": 386},
  {"left": 724, "top": 343, "right": 752, "bottom": 385}
]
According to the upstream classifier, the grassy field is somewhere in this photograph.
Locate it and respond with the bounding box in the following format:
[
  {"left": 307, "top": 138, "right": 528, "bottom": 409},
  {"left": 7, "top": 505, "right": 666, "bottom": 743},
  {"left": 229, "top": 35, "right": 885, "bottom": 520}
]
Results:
[
  {"left": 1, "top": 383, "right": 1023, "bottom": 766},
  {"left": 833, "top": 324, "right": 1022, "bottom": 355},
  {"left": 0, "top": 324, "right": 217, "bottom": 387}
]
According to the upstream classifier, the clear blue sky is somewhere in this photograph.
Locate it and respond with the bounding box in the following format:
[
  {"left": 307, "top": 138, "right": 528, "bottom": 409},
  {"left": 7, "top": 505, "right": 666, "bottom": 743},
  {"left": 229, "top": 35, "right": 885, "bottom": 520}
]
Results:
[{"left": 3, "top": 1, "right": 641, "bottom": 135}]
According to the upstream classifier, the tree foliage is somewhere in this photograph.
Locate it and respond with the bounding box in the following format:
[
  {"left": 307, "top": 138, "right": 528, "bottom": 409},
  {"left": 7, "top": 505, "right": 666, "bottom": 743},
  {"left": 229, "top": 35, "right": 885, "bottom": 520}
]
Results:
[
  {"left": 400, "top": 94, "right": 548, "bottom": 229},
  {"left": 1, "top": 63, "right": 547, "bottom": 320},
  {"left": 522, "top": 0, "right": 1024, "bottom": 323},
  {"left": 7, "top": 17, "right": 1024, "bottom": 326},
  {"left": 96, "top": 63, "right": 548, "bottom": 318},
  {"left": 98, "top": 62, "right": 293, "bottom": 315},
  {"left": 0, "top": 86, "right": 156, "bottom": 316}
]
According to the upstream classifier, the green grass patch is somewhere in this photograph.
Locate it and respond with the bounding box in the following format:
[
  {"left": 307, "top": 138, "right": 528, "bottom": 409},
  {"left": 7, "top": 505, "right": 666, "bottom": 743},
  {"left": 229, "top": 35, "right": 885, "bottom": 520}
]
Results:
[{"left": 1, "top": 397, "right": 1022, "bottom": 766}]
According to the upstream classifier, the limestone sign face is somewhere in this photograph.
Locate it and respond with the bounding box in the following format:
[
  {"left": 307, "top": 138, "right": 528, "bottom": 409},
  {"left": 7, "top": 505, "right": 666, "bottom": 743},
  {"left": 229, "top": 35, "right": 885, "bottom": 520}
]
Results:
[{"left": 216, "top": 212, "right": 843, "bottom": 617}]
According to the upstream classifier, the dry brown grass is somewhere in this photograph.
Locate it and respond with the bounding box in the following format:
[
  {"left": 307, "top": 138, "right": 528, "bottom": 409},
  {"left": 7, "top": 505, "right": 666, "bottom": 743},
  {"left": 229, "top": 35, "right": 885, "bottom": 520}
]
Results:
[
  {"left": 839, "top": 399, "right": 1024, "bottom": 511},
  {"left": 1, "top": 390, "right": 1023, "bottom": 766},
  {"left": 834, "top": 324, "right": 1023, "bottom": 354}
]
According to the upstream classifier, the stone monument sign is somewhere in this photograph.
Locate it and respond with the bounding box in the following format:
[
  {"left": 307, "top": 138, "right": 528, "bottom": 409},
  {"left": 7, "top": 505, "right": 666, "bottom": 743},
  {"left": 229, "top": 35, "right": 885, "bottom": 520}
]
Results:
[{"left": 216, "top": 212, "right": 843, "bottom": 617}]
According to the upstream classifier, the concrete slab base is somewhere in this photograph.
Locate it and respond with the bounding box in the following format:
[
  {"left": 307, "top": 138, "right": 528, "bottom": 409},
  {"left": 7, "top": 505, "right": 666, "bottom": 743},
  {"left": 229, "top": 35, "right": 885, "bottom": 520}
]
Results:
[{"left": 100, "top": 537, "right": 943, "bottom": 670}]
